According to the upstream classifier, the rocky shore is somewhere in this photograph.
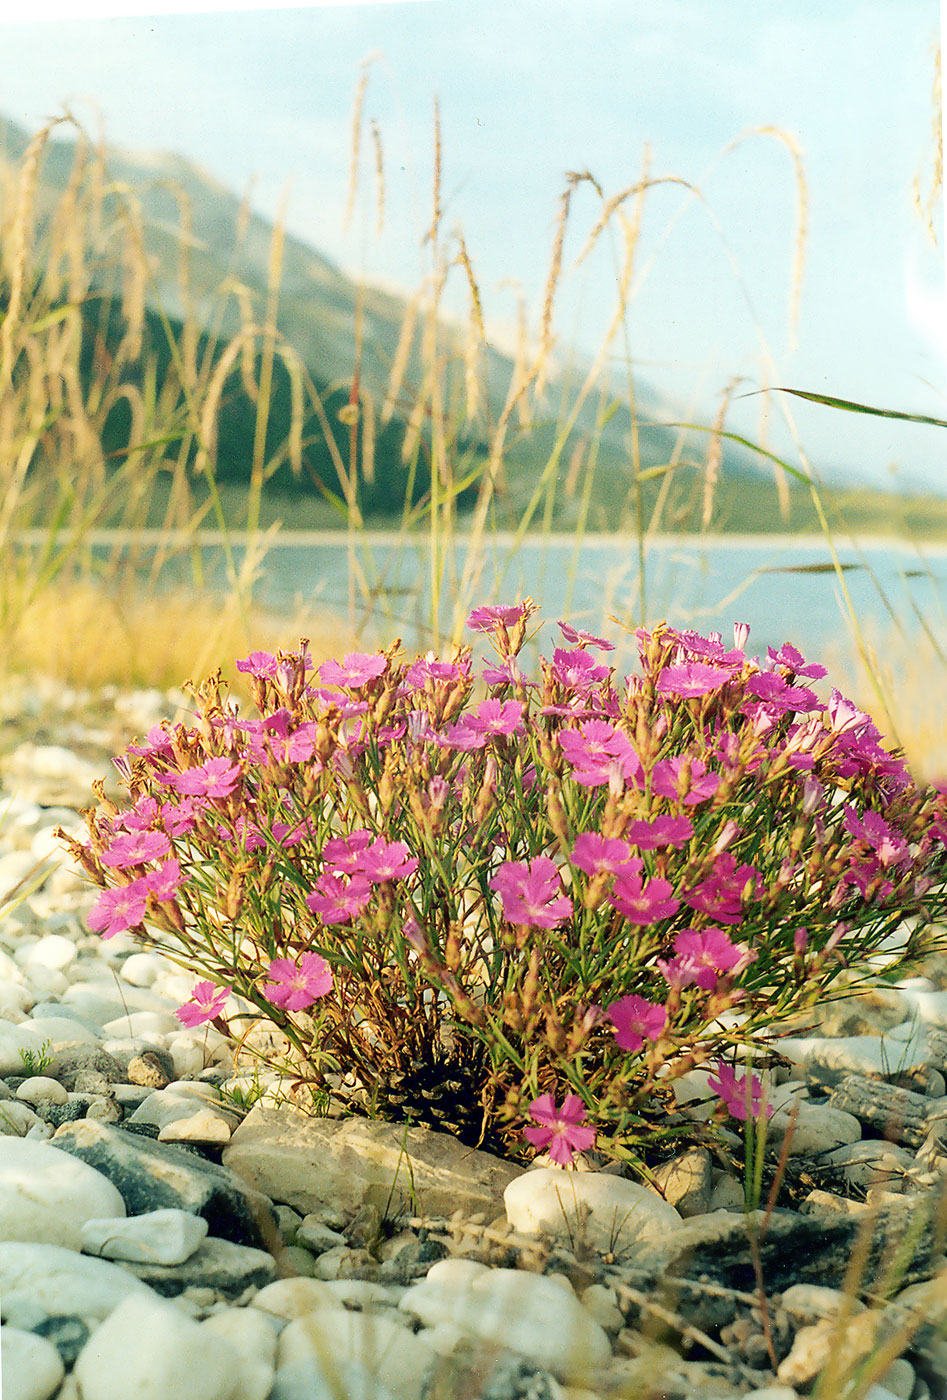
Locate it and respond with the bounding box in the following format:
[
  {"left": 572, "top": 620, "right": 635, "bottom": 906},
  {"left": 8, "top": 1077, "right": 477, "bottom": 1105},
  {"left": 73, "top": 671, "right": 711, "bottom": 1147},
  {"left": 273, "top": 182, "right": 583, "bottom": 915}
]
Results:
[{"left": 1, "top": 677, "right": 947, "bottom": 1400}]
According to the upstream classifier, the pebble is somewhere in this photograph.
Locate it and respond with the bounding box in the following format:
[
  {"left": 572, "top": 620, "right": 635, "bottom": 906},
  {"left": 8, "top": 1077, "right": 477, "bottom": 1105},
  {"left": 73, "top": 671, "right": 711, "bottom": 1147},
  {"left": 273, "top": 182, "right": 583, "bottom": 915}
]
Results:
[
  {"left": 1, "top": 700, "right": 947, "bottom": 1400},
  {"left": 1, "top": 1325, "right": 66, "bottom": 1400},
  {"left": 79, "top": 1207, "right": 209, "bottom": 1264},
  {"left": 73, "top": 1293, "right": 240, "bottom": 1400}
]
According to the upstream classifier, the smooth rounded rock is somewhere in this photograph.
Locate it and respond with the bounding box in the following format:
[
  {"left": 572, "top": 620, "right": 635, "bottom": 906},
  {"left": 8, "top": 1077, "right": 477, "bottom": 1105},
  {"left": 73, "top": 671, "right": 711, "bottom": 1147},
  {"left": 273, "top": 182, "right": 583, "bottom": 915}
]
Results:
[
  {"left": 15, "top": 1076, "right": 68, "bottom": 1107},
  {"left": 504, "top": 1166, "right": 683, "bottom": 1254},
  {"left": 75, "top": 1293, "right": 239, "bottom": 1400},
  {"left": 399, "top": 1261, "right": 612, "bottom": 1383},
  {"left": 200, "top": 1307, "right": 279, "bottom": 1400},
  {"left": 0, "top": 1242, "right": 153, "bottom": 1326},
  {"left": 80, "top": 1208, "right": 209, "bottom": 1264},
  {"left": 279, "top": 1307, "right": 437, "bottom": 1400},
  {"left": 158, "top": 1107, "right": 233, "bottom": 1145},
  {"left": 23, "top": 933, "right": 78, "bottom": 972},
  {"left": 0, "top": 1325, "right": 65, "bottom": 1400},
  {"left": 768, "top": 1100, "right": 863, "bottom": 1156},
  {"left": 24, "top": 1015, "right": 98, "bottom": 1047},
  {"left": 251, "top": 1276, "right": 342, "bottom": 1320},
  {"left": 0, "top": 1138, "right": 126, "bottom": 1247}
]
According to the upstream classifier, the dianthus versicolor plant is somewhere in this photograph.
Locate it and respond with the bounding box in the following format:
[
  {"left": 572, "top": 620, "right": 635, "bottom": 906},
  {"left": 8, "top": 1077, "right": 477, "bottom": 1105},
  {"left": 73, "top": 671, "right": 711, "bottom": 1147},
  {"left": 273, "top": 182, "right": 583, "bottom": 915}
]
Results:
[{"left": 59, "top": 601, "right": 947, "bottom": 1179}]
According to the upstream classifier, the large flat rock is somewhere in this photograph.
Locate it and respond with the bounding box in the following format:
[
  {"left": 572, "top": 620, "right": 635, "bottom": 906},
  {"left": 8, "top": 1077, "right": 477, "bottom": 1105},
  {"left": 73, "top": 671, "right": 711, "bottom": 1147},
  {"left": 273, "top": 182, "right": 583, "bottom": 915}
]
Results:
[{"left": 223, "top": 1106, "right": 521, "bottom": 1220}]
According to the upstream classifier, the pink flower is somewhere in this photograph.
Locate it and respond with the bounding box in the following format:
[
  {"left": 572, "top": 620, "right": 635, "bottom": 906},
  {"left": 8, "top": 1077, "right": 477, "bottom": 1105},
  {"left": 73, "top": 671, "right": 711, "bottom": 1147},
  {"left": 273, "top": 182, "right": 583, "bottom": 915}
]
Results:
[
  {"left": 323, "top": 829, "right": 374, "bottom": 873},
  {"left": 842, "top": 805, "right": 909, "bottom": 867},
  {"left": 557, "top": 621, "right": 614, "bottom": 651},
  {"left": 320, "top": 653, "right": 388, "bottom": 689},
  {"left": 489, "top": 857, "right": 573, "bottom": 928},
  {"left": 236, "top": 650, "right": 279, "bottom": 677},
  {"left": 707, "top": 1061, "right": 773, "bottom": 1121},
  {"left": 404, "top": 655, "right": 470, "bottom": 688},
  {"left": 160, "top": 757, "right": 242, "bottom": 799},
  {"left": 666, "top": 628, "right": 746, "bottom": 668},
  {"left": 765, "top": 642, "right": 826, "bottom": 680},
  {"left": 570, "top": 833, "right": 638, "bottom": 876},
  {"left": 626, "top": 815, "right": 693, "bottom": 850},
  {"left": 305, "top": 873, "right": 373, "bottom": 925},
  {"left": 160, "top": 797, "right": 204, "bottom": 836},
  {"left": 827, "top": 689, "right": 873, "bottom": 736},
  {"left": 559, "top": 721, "right": 643, "bottom": 788},
  {"left": 608, "top": 994, "right": 668, "bottom": 1053},
  {"left": 87, "top": 879, "right": 151, "bottom": 939},
  {"left": 462, "top": 698, "right": 525, "bottom": 739},
  {"left": 125, "top": 726, "right": 176, "bottom": 760},
  {"left": 356, "top": 837, "right": 419, "bottom": 883},
  {"left": 608, "top": 872, "right": 679, "bottom": 925},
  {"left": 176, "top": 980, "right": 230, "bottom": 1027},
  {"left": 113, "top": 797, "right": 162, "bottom": 831},
  {"left": 743, "top": 672, "right": 823, "bottom": 717},
  {"left": 551, "top": 647, "right": 610, "bottom": 693},
  {"left": 523, "top": 1092, "right": 597, "bottom": 1165},
  {"left": 658, "top": 926, "right": 749, "bottom": 990},
  {"left": 101, "top": 829, "right": 171, "bottom": 869},
  {"left": 145, "top": 858, "right": 185, "bottom": 902},
  {"left": 683, "top": 853, "right": 761, "bottom": 925},
  {"left": 657, "top": 662, "right": 733, "bottom": 699},
  {"left": 263, "top": 952, "right": 333, "bottom": 1011},
  {"left": 650, "top": 756, "right": 720, "bottom": 805},
  {"left": 482, "top": 658, "right": 532, "bottom": 687},
  {"left": 467, "top": 602, "right": 533, "bottom": 632}
]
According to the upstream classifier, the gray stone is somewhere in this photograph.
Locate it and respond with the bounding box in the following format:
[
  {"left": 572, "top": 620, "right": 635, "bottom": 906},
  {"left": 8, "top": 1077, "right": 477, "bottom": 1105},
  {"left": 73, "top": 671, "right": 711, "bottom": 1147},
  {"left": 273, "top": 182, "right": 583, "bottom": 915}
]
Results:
[
  {"left": 818, "top": 1140, "right": 915, "bottom": 1190},
  {"left": 649, "top": 1148, "right": 714, "bottom": 1217},
  {"left": 50, "top": 1118, "right": 278, "bottom": 1249},
  {"left": 31, "top": 1314, "right": 91, "bottom": 1368},
  {"left": 120, "top": 1234, "right": 277, "bottom": 1299},
  {"left": 224, "top": 1105, "right": 521, "bottom": 1221},
  {"left": 45, "top": 1045, "right": 125, "bottom": 1092},
  {"left": 622, "top": 1203, "right": 941, "bottom": 1300}
]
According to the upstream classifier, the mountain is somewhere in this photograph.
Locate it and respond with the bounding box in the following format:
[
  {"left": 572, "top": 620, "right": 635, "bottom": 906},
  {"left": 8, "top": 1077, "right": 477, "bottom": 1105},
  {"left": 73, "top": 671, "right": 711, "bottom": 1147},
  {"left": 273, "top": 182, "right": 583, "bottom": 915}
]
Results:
[{"left": 2, "top": 112, "right": 937, "bottom": 536}]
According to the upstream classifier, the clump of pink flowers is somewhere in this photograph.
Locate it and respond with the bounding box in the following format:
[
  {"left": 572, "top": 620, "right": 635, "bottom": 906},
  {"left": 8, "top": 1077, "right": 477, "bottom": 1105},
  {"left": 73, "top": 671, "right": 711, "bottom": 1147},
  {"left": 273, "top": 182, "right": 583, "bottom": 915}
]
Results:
[{"left": 60, "top": 600, "right": 947, "bottom": 1173}]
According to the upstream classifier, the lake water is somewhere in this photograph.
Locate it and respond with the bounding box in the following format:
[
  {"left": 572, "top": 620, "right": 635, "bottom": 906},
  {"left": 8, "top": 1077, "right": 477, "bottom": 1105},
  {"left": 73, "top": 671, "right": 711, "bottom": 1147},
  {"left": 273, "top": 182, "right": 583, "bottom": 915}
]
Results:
[{"left": 42, "top": 527, "right": 947, "bottom": 668}]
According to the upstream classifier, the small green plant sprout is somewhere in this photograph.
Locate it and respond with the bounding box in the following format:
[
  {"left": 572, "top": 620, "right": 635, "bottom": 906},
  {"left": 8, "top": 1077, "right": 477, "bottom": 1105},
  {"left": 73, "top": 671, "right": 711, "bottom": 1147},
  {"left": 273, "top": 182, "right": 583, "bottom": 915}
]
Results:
[{"left": 18, "top": 1038, "right": 53, "bottom": 1077}]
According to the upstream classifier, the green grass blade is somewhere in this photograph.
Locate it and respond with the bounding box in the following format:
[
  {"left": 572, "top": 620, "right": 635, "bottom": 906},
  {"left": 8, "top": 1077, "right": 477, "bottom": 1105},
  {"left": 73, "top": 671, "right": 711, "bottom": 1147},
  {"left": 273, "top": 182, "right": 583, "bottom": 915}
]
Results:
[{"left": 760, "top": 387, "right": 947, "bottom": 430}]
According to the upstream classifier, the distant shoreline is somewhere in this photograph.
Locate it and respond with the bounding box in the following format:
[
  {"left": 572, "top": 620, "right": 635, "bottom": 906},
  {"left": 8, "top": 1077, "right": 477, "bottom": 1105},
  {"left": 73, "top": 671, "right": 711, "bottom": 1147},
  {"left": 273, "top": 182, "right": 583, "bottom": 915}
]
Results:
[{"left": 13, "top": 527, "right": 947, "bottom": 554}]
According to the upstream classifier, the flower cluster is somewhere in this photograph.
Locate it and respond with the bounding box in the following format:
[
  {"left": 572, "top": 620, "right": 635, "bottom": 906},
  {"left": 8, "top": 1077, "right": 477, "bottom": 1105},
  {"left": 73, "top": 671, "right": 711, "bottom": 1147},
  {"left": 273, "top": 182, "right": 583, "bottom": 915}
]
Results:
[{"left": 60, "top": 602, "right": 947, "bottom": 1171}]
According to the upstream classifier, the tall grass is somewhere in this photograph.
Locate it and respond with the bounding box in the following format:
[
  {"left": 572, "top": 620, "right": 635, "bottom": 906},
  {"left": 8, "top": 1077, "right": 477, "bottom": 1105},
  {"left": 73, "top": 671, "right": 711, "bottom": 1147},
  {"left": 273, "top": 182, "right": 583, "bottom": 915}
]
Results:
[{"left": 0, "top": 114, "right": 355, "bottom": 690}]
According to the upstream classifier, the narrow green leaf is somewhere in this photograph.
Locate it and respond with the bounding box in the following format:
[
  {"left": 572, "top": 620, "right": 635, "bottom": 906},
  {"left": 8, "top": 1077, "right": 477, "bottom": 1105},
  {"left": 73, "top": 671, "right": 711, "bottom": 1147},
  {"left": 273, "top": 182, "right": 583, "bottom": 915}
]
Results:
[{"left": 763, "top": 387, "right": 947, "bottom": 430}]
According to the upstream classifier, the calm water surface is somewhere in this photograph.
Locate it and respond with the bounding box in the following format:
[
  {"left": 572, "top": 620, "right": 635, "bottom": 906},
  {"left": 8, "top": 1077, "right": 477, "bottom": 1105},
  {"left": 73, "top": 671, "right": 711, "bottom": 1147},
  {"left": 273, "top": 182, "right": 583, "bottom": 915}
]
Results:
[{"left": 31, "top": 529, "right": 947, "bottom": 665}]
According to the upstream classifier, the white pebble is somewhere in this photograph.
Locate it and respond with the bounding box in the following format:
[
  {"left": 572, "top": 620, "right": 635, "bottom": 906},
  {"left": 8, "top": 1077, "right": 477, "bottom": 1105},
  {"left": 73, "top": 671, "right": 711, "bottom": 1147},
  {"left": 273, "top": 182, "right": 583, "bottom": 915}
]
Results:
[
  {"left": 0, "top": 1139, "right": 126, "bottom": 1248},
  {"left": 1, "top": 1324, "right": 65, "bottom": 1400},
  {"left": 15, "top": 1077, "right": 68, "bottom": 1107},
  {"left": 23, "top": 933, "right": 78, "bottom": 971},
  {"left": 81, "top": 1209, "right": 208, "bottom": 1265},
  {"left": 75, "top": 1293, "right": 240, "bottom": 1400}
]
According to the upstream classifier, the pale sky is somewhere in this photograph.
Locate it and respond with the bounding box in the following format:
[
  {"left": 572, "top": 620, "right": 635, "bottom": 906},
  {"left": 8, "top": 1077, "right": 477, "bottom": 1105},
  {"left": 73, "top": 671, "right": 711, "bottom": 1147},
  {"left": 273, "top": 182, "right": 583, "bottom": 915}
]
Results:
[{"left": 0, "top": 0, "right": 944, "bottom": 493}]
